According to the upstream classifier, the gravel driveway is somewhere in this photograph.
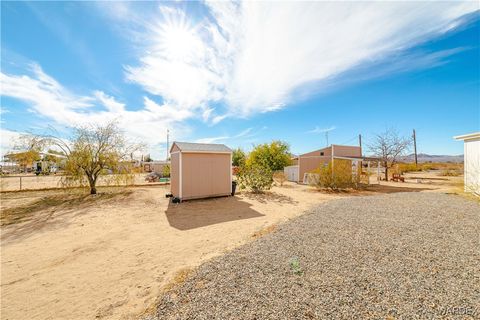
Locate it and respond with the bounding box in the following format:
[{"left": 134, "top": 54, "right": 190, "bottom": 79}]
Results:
[{"left": 147, "top": 193, "right": 479, "bottom": 319}]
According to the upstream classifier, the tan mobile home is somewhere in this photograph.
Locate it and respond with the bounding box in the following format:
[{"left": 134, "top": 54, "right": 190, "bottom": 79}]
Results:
[
  {"left": 297, "top": 144, "right": 362, "bottom": 183},
  {"left": 170, "top": 142, "right": 232, "bottom": 201}
]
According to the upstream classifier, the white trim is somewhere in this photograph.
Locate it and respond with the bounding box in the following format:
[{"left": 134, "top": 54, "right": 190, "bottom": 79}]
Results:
[
  {"left": 454, "top": 132, "right": 480, "bottom": 141},
  {"left": 298, "top": 156, "right": 301, "bottom": 182},
  {"left": 179, "top": 152, "right": 182, "bottom": 199}
]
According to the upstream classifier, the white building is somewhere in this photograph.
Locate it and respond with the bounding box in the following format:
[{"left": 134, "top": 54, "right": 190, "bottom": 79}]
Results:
[{"left": 454, "top": 132, "right": 480, "bottom": 195}]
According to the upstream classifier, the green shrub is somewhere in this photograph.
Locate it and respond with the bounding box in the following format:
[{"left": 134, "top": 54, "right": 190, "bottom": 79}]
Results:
[
  {"left": 310, "top": 159, "right": 359, "bottom": 190},
  {"left": 237, "top": 163, "right": 273, "bottom": 193},
  {"left": 162, "top": 164, "right": 170, "bottom": 177}
]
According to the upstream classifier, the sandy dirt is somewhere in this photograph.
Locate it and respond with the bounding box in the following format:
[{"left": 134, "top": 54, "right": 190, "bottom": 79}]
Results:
[
  {"left": 0, "top": 172, "right": 464, "bottom": 320},
  {"left": 1, "top": 183, "right": 341, "bottom": 320},
  {"left": 0, "top": 173, "right": 166, "bottom": 192}
]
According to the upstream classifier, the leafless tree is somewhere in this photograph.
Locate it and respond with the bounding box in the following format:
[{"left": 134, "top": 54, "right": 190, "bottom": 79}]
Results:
[{"left": 368, "top": 129, "right": 412, "bottom": 181}]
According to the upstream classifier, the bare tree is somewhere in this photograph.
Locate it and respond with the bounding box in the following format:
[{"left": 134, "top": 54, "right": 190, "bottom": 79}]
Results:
[
  {"left": 368, "top": 129, "right": 412, "bottom": 181},
  {"left": 35, "top": 122, "right": 143, "bottom": 194}
]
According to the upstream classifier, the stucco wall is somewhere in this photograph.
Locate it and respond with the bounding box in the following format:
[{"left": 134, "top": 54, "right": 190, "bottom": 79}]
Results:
[
  {"left": 332, "top": 145, "right": 362, "bottom": 157},
  {"left": 298, "top": 156, "right": 331, "bottom": 182}
]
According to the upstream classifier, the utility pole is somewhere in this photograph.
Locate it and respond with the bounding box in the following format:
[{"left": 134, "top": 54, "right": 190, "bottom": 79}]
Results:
[
  {"left": 413, "top": 129, "right": 418, "bottom": 167},
  {"left": 359, "top": 134, "right": 362, "bottom": 156},
  {"left": 166, "top": 129, "right": 170, "bottom": 161}
]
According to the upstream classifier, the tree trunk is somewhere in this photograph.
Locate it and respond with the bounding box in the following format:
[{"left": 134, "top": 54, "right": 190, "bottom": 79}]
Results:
[
  {"left": 384, "top": 163, "right": 389, "bottom": 181},
  {"left": 87, "top": 175, "right": 97, "bottom": 195}
]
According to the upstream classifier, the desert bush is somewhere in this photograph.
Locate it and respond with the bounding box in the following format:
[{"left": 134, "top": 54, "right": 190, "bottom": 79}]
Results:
[
  {"left": 311, "top": 159, "right": 359, "bottom": 190},
  {"left": 273, "top": 171, "right": 287, "bottom": 186},
  {"left": 236, "top": 163, "right": 273, "bottom": 193},
  {"left": 439, "top": 169, "right": 461, "bottom": 176},
  {"left": 162, "top": 164, "right": 170, "bottom": 177}
]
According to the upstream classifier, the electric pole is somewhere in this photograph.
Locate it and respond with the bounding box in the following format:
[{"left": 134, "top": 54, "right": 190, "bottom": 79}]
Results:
[
  {"left": 359, "top": 134, "right": 362, "bottom": 156},
  {"left": 413, "top": 129, "right": 418, "bottom": 166},
  {"left": 166, "top": 129, "right": 170, "bottom": 161}
]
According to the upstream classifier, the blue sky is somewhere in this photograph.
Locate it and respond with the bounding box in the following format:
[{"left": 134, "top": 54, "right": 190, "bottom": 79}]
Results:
[{"left": 1, "top": 1, "right": 479, "bottom": 159}]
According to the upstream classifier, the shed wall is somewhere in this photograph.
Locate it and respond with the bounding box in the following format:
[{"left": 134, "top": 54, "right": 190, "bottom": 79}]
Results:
[
  {"left": 170, "top": 152, "right": 180, "bottom": 197},
  {"left": 181, "top": 153, "right": 231, "bottom": 200}
]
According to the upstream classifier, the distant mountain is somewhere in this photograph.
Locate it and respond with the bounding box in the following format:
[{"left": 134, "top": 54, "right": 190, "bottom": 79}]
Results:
[{"left": 399, "top": 153, "right": 463, "bottom": 163}]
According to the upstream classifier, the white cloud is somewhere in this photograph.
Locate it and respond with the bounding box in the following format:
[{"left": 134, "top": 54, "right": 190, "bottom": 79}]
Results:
[
  {"left": 0, "top": 64, "right": 190, "bottom": 159},
  {"left": 121, "top": 2, "right": 477, "bottom": 119},
  {"left": 0, "top": 129, "right": 23, "bottom": 156},
  {"left": 308, "top": 126, "right": 336, "bottom": 134}
]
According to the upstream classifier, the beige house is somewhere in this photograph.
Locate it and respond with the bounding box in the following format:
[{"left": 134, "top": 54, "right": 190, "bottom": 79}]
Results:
[
  {"left": 170, "top": 142, "right": 232, "bottom": 202},
  {"left": 285, "top": 144, "right": 363, "bottom": 183}
]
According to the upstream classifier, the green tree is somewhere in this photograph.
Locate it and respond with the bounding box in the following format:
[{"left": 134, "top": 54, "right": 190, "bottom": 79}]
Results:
[
  {"left": 237, "top": 163, "right": 273, "bottom": 193},
  {"left": 247, "top": 140, "right": 292, "bottom": 171},
  {"left": 232, "top": 148, "right": 246, "bottom": 167}
]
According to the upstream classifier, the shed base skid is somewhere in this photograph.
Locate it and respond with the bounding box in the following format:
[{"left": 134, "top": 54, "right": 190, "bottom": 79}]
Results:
[{"left": 172, "top": 193, "right": 233, "bottom": 203}]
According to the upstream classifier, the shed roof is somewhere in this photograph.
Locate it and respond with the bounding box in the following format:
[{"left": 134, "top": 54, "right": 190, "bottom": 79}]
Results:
[{"left": 170, "top": 142, "right": 232, "bottom": 153}]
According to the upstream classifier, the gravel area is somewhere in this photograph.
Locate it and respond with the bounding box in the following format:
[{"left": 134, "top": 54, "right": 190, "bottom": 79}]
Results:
[{"left": 147, "top": 193, "right": 480, "bottom": 320}]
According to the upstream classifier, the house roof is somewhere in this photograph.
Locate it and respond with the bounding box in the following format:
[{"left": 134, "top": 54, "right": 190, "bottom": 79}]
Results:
[
  {"left": 170, "top": 142, "right": 232, "bottom": 153},
  {"left": 454, "top": 132, "right": 480, "bottom": 141}
]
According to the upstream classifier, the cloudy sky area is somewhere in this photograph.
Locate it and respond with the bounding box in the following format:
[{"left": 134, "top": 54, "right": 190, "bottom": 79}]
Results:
[{"left": 1, "top": 1, "right": 479, "bottom": 158}]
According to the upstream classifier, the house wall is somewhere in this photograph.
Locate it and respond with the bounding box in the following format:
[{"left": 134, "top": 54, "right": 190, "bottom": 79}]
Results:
[
  {"left": 301, "top": 146, "right": 331, "bottom": 157},
  {"left": 298, "top": 156, "right": 331, "bottom": 182},
  {"left": 464, "top": 138, "right": 480, "bottom": 194},
  {"left": 170, "top": 153, "right": 180, "bottom": 197},
  {"left": 297, "top": 145, "right": 362, "bottom": 183},
  {"left": 181, "top": 153, "right": 231, "bottom": 200},
  {"left": 332, "top": 145, "right": 362, "bottom": 157}
]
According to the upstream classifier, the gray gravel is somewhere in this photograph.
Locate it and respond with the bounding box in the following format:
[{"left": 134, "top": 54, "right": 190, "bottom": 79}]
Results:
[{"left": 147, "top": 193, "right": 480, "bottom": 320}]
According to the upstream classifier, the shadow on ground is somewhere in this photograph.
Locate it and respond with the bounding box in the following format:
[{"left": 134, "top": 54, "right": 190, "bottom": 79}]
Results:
[
  {"left": 165, "top": 196, "right": 264, "bottom": 230},
  {"left": 1, "top": 190, "right": 133, "bottom": 242},
  {"left": 240, "top": 191, "right": 299, "bottom": 205},
  {"left": 363, "top": 184, "right": 434, "bottom": 194}
]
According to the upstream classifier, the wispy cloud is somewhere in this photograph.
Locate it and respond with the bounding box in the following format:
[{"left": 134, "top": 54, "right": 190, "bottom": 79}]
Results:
[
  {"left": 194, "top": 136, "right": 229, "bottom": 144},
  {"left": 234, "top": 127, "right": 253, "bottom": 138},
  {"left": 308, "top": 126, "right": 336, "bottom": 134},
  {"left": 112, "top": 2, "right": 477, "bottom": 120}
]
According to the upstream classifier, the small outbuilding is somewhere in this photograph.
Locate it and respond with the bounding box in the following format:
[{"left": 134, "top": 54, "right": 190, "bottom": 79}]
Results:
[
  {"left": 170, "top": 142, "right": 232, "bottom": 201},
  {"left": 454, "top": 132, "right": 480, "bottom": 195}
]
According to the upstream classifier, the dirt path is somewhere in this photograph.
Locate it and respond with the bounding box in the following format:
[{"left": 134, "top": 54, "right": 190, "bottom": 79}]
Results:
[{"left": 1, "top": 184, "right": 339, "bottom": 320}]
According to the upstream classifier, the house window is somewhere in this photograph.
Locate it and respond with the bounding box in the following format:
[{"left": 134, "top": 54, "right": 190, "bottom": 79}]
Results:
[{"left": 320, "top": 152, "right": 324, "bottom": 156}]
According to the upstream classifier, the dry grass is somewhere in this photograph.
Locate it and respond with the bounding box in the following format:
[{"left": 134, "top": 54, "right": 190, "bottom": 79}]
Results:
[
  {"left": 162, "top": 268, "right": 193, "bottom": 292},
  {"left": 251, "top": 224, "right": 277, "bottom": 239}
]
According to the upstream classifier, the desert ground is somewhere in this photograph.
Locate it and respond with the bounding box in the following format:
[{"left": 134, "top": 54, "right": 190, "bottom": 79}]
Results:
[
  {"left": 0, "top": 171, "right": 468, "bottom": 320},
  {"left": 0, "top": 173, "right": 164, "bottom": 192}
]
